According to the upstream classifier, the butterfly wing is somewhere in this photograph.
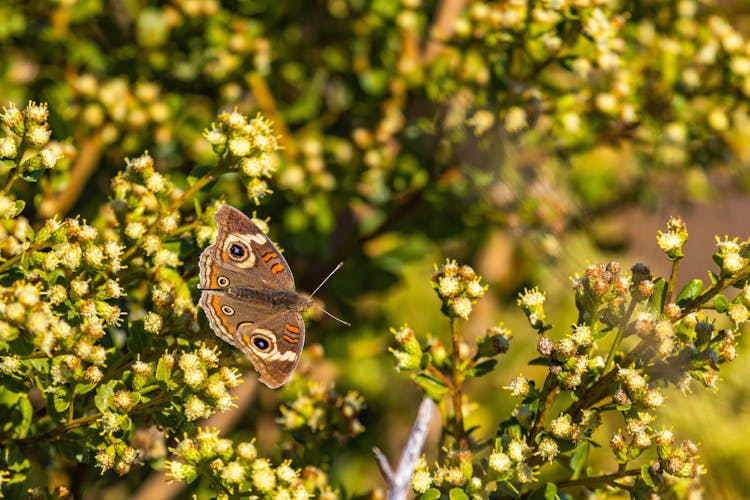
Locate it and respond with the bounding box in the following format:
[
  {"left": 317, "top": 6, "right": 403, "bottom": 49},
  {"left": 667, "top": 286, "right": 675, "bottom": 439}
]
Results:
[
  {"left": 198, "top": 205, "right": 305, "bottom": 389},
  {"left": 198, "top": 204, "right": 295, "bottom": 292},
  {"left": 200, "top": 290, "right": 305, "bottom": 388}
]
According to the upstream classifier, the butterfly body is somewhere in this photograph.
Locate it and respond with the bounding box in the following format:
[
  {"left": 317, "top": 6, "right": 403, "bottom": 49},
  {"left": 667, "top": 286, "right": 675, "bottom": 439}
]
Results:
[
  {"left": 197, "top": 204, "right": 309, "bottom": 388},
  {"left": 221, "top": 287, "right": 314, "bottom": 312}
]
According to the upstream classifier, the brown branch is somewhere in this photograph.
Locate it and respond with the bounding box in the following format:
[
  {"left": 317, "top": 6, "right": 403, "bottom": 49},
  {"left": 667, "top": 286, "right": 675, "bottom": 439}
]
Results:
[
  {"left": 13, "top": 413, "right": 101, "bottom": 446},
  {"left": 555, "top": 468, "right": 641, "bottom": 490},
  {"left": 246, "top": 72, "right": 298, "bottom": 160},
  {"left": 423, "top": 0, "right": 468, "bottom": 63},
  {"left": 39, "top": 132, "right": 104, "bottom": 218}
]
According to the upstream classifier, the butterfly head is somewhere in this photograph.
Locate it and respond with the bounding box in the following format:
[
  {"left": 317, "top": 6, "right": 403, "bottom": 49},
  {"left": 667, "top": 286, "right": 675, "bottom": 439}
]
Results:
[{"left": 297, "top": 294, "right": 315, "bottom": 312}]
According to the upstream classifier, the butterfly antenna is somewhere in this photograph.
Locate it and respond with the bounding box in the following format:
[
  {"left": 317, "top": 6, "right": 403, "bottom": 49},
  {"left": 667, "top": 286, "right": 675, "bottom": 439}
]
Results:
[
  {"left": 310, "top": 261, "right": 344, "bottom": 297},
  {"left": 316, "top": 306, "right": 351, "bottom": 326},
  {"left": 309, "top": 261, "right": 351, "bottom": 326}
]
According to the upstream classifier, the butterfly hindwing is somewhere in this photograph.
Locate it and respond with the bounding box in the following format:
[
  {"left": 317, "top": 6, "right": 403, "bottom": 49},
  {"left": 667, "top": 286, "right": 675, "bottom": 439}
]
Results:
[{"left": 199, "top": 290, "right": 305, "bottom": 389}]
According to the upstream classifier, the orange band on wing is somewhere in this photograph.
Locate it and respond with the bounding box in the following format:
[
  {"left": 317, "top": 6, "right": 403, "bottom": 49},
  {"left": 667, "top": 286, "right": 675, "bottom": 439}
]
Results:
[
  {"left": 271, "top": 263, "right": 284, "bottom": 274},
  {"left": 282, "top": 334, "right": 299, "bottom": 344},
  {"left": 212, "top": 295, "right": 235, "bottom": 333},
  {"left": 262, "top": 252, "right": 277, "bottom": 262},
  {"left": 285, "top": 323, "right": 300, "bottom": 334}
]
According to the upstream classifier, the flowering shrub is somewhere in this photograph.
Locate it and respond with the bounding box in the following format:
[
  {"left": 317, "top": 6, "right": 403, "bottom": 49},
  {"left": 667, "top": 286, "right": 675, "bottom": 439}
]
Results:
[
  {"left": 390, "top": 217, "right": 748, "bottom": 498},
  {"left": 1, "top": 0, "right": 750, "bottom": 498},
  {"left": 0, "top": 104, "right": 368, "bottom": 497}
]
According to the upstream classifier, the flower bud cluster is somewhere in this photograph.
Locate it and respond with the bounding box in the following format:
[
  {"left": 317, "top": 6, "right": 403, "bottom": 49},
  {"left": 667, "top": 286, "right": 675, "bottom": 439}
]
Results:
[
  {"left": 204, "top": 111, "right": 279, "bottom": 203},
  {"left": 95, "top": 442, "right": 143, "bottom": 477},
  {"left": 111, "top": 153, "right": 181, "bottom": 256},
  {"left": 1, "top": 101, "right": 63, "bottom": 240},
  {"left": 1, "top": 101, "right": 59, "bottom": 171},
  {"left": 517, "top": 287, "right": 547, "bottom": 330},
  {"left": 412, "top": 449, "right": 488, "bottom": 494},
  {"left": 69, "top": 76, "right": 172, "bottom": 147},
  {"left": 1, "top": 229, "right": 122, "bottom": 365},
  {"left": 389, "top": 325, "right": 423, "bottom": 371},
  {"left": 431, "top": 260, "right": 487, "bottom": 320},
  {"left": 175, "top": 345, "right": 241, "bottom": 421},
  {"left": 166, "top": 427, "right": 324, "bottom": 497},
  {"left": 714, "top": 236, "right": 749, "bottom": 276},
  {"left": 571, "top": 261, "right": 629, "bottom": 327},
  {"left": 656, "top": 216, "right": 688, "bottom": 261},
  {"left": 277, "top": 381, "right": 365, "bottom": 439}
]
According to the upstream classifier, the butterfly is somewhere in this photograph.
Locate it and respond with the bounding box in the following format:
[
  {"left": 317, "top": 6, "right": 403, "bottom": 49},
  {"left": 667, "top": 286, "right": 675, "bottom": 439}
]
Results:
[{"left": 197, "top": 204, "right": 313, "bottom": 388}]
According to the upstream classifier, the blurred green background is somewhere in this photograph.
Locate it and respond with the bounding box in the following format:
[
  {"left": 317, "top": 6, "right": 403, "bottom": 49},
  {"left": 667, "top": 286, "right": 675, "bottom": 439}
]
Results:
[{"left": 3, "top": 0, "right": 750, "bottom": 497}]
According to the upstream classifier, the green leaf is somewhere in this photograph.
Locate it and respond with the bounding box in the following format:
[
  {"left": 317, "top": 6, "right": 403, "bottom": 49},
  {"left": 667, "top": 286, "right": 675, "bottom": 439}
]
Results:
[
  {"left": 449, "top": 488, "right": 469, "bottom": 500},
  {"left": 527, "top": 483, "right": 558, "bottom": 500},
  {"left": 19, "top": 160, "right": 44, "bottom": 182},
  {"left": 3, "top": 444, "right": 30, "bottom": 473},
  {"left": 646, "top": 277, "right": 667, "bottom": 314},
  {"left": 94, "top": 380, "right": 118, "bottom": 412},
  {"left": 359, "top": 68, "right": 389, "bottom": 96},
  {"left": 675, "top": 279, "right": 703, "bottom": 306},
  {"left": 714, "top": 294, "right": 729, "bottom": 313},
  {"left": 528, "top": 356, "right": 551, "bottom": 366},
  {"left": 153, "top": 409, "right": 177, "bottom": 429},
  {"left": 156, "top": 356, "right": 171, "bottom": 383},
  {"left": 119, "top": 415, "right": 133, "bottom": 432},
  {"left": 52, "top": 390, "right": 70, "bottom": 413},
  {"left": 58, "top": 429, "right": 93, "bottom": 462},
  {"left": 569, "top": 442, "right": 590, "bottom": 479},
  {"left": 13, "top": 199, "right": 25, "bottom": 216},
  {"left": 413, "top": 373, "right": 450, "bottom": 399},
  {"left": 74, "top": 382, "right": 98, "bottom": 395},
  {"left": 419, "top": 352, "right": 431, "bottom": 371},
  {"left": 10, "top": 394, "right": 32, "bottom": 439},
  {"left": 467, "top": 358, "right": 497, "bottom": 377},
  {"left": 640, "top": 463, "right": 655, "bottom": 487},
  {"left": 126, "top": 320, "right": 149, "bottom": 357},
  {"left": 419, "top": 489, "right": 441, "bottom": 500},
  {"left": 708, "top": 270, "right": 720, "bottom": 285}
]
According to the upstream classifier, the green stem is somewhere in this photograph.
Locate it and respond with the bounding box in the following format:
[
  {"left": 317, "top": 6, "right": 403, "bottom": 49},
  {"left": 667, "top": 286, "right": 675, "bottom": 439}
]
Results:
[
  {"left": 1, "top": 170, "right": 20, "bottom": 194},
  {"left": 527, "top": 372, "right": 559, "bottom": 445},
  {"left": 0, "top": 238, "right": 57, "bottom": 274},
  {"left": 450, "top": 317, "right": 468, "bottom": 450},
  {"left": 603, "top": 299, "right": 637, "bottom": 374},
  {"left": 665, "top": 258, "right": 680, "bottom": 305},
  {"left": 679, "top": 268, "right": 750, "bottom": 317}
]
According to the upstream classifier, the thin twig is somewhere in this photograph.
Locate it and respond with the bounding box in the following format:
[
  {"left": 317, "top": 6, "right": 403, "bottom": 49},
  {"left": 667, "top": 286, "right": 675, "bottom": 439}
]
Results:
[
  {"left": 555, "top": 468, "right": 641, "bottom": 490},
  {"left": 373, "top": 397, "right": 436, "bottom": 500}
]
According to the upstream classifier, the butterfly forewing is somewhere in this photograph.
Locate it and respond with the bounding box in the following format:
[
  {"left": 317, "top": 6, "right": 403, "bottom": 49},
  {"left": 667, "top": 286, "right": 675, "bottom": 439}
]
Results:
[{"left": 210, "top": 205, "right": 296, "bottom": 289}]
